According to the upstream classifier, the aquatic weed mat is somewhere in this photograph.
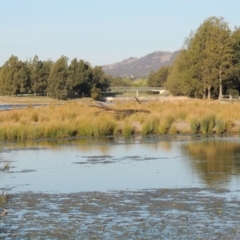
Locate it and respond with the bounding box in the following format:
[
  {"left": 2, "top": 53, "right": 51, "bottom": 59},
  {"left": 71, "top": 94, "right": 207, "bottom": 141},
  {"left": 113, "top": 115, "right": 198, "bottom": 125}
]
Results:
[{"left": 1, "top": 188, "right": 240, "bottom": 239}]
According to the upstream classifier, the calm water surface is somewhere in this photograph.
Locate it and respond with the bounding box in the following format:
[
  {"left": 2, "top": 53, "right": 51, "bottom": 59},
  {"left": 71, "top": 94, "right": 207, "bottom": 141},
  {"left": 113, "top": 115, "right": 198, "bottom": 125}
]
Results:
[
  {"left": 0, "top": 104, "right": 49, "bottom": 110},
  {"left": 1, "top": 135, "right": 240, "bottom": 195}
]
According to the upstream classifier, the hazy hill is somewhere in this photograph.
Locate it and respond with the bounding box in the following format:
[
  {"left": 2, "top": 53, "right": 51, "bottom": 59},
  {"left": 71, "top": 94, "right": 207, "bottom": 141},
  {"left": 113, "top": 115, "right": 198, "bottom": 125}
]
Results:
[{"left": 102, "top": 50, "right": 179, "bottom": 78}]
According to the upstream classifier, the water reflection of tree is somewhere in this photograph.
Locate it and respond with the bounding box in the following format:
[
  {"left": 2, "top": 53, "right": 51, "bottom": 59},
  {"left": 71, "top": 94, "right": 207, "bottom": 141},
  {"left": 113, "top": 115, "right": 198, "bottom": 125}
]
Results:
[
  {"left": 1, "top": 137, "right": 175, "bottom": 155},
  {"left": 182, "top": 140, "right": 240, "bottom": 185},
  {"left": 0, "top": 138, "right": 115, "bottom": 154}
]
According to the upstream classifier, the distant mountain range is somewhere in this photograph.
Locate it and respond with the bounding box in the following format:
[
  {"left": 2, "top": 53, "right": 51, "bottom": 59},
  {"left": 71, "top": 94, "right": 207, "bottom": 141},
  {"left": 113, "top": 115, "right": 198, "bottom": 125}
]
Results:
[{"left": 102, "top": 50, "right": 179, "bottom": 78}]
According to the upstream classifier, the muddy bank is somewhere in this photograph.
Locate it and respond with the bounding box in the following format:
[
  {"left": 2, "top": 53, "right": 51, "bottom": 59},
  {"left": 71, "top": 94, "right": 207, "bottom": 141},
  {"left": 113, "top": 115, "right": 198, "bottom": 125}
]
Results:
[{"left": 1, "top": 188, "right": 240, "bottom": 239}]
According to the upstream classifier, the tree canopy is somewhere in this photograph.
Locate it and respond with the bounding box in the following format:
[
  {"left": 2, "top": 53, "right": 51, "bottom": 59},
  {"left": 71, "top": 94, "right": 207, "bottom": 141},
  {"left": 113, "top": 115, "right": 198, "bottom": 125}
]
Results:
[
  {"left": 148, "top": 66, "right": 169, "bottom": 87},
  {"left": 0, "top": 55, "right": 111, "bottom": 100},
  {"left": 166, "top": 16, "right": 239, "bottom": 99}
]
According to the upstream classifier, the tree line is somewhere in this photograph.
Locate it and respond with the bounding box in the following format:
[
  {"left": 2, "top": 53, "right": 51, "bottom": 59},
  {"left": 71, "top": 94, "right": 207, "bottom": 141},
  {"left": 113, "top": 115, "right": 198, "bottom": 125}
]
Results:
[
  {"left": 148, "top": 16, "right": 240, "bottom": 99},
  {"left": 2, "top": 16, "right": 239, "bottom": 100},
  {"left": 0, "top": 55, "right": 112, "bottom": 99}
]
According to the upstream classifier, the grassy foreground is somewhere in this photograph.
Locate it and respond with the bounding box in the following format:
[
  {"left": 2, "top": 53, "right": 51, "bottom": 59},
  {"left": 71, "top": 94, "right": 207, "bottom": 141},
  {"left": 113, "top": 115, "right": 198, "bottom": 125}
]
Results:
[{"left": 0, "top": 98, "right": 239, "bottom": 140}]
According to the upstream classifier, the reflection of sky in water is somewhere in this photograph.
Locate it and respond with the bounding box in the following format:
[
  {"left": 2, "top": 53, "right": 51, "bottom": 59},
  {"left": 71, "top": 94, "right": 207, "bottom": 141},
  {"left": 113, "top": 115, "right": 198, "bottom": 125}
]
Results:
[{"left": 0, "top": 137, "right": 240, "bottom": 194}]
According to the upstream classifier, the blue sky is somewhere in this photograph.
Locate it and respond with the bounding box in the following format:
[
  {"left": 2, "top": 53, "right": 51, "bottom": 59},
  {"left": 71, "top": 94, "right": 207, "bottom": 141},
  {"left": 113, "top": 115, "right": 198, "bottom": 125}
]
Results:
[{"left": 1, "top": 0, "right": 240, "bottom": 66}]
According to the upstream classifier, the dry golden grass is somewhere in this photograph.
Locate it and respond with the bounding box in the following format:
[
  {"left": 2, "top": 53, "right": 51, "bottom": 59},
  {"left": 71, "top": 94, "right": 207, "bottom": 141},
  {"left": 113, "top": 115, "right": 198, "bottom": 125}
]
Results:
[{"left": 0, "top": 98, "right": 239, "bottom": 140}]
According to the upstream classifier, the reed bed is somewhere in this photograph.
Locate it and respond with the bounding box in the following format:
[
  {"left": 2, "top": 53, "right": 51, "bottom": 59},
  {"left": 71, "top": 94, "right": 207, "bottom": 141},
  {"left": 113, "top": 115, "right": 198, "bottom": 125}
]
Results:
[{"left": 0, "top": 99, "right": 240, "bottom": 140}]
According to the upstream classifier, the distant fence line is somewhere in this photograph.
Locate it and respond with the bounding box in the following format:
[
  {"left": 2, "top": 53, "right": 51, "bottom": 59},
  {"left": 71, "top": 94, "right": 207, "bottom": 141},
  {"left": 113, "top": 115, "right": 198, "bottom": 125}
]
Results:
[
  {"left": 105, "top": 95, "right": 240, "bottom": 103},
  {"left": 109, "top": 87, "right": 166, "bottom": 95},
  {"left": 219, "top": 95, "right": 240, "bottom": 101},
  {"left": 109, "top": 87, "right": 166, "bottom": 91},
  {"left": 104, "top": 96, "right": 171, "bottom": 102}
]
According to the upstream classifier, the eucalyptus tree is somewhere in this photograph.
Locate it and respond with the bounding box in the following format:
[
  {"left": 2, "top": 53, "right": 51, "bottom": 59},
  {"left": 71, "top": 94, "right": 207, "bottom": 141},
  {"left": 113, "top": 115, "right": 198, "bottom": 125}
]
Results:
[
  {"left": 166, "top": 29, "right": 207, "bottom": 98},
  {"left": 166, "top": 16, "right": 234, "bottom": 99},
  {"left": 15, "top": 60, "right": 31, "bottom": 94},
  {"left": 0, "top": 55, "right": 30, "bottom": 95},
  {"left": 184, "top": 17, "right": 233, "bottom": 99},
  {"left": 189, "top": 21, "right": 217, "bottom": 99},
  {"left": 67, "top": 59, "right": 92, "bottom": 96},
  {"left": 166, "top": 49, "right": 202, "bottom": 97},
  {"left": 47, "top": 56, "right": 69, "bottom": 99},
  {"left": 204, "top": 17, "right": 234, "bottom": 98},
  {"left": 91, "top": 66, "right": 110, "bottom": 94},
  {"left": 29, "top": 55, "right": 52, "bottom": 96},
  {"left": 148, "top": 66, "right": 169, "bottom": 87},
  {"left": 40, "top": 60, "right": 53, "bottom": 95},
  {"left": 0, "top": 55, "right": 18, "bottom": 94},
  {"left": 229, "top": 27, "right": 240, "bottom": 94},
  {"left": 0, "top": 61, "right": 9, "bottom": 95}
]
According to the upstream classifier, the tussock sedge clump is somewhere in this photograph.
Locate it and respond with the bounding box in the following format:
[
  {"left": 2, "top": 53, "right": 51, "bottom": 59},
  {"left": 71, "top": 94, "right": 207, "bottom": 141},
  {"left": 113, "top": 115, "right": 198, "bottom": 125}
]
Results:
[
  {"left": 122, "top": 121, "right": 135, "bottom": 138},
  {"left": 157, "top": 115, "right": 174, "bottom": 134},
  {"left": 0, "top": 99, "right": 240, "bottom": 140},
  {"left": 0, "top": 191, "right": 9, "bottom": 205},
  {"left": 190, "top": 119, "right": 200, "bottom": 134},
  {"left": 200, "top": 114, "right": 216, "bottom": 134},
  {"left": 142, "top": 116, "right": 160, "bottom": 135},
  {"left": 215, "top": 119, "right": 225, "bottom": 134}
]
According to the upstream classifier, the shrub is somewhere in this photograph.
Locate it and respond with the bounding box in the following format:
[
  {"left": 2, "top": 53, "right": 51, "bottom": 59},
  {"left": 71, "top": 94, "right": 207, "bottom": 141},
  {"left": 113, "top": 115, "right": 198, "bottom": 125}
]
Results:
[{"left": 90, "top": 87, "right": 102, "bottom": 100}]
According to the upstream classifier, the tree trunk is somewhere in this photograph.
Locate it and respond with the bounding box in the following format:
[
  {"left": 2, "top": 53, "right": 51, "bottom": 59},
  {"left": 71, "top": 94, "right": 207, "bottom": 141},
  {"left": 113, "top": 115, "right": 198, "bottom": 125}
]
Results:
[
  {"left": 203, "top": 86, "right": 207, "bottom": 99},
  {"left": 203, "top": 80, "right": 207, "bottom": 99},
  {"left": 218, "top": 83, "right": 223, "bottom": 99},
  {"left": 218, "top": 67, "right": 223, "bottom": 99},
  {"left": 207, "top": 86, "right": 211, "bottom": 99},
  {"left": 219, "top": 81, "right": 223, "bottom": 99}
]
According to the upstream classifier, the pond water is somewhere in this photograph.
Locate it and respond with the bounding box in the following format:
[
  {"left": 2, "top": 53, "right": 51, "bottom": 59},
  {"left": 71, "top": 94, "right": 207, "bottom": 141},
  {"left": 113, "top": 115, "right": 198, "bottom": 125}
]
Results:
[
  {"left": 1, "top": 135, "right": 240, "bottom": 239},
  {"left": 0, "top": 104, "right": 49, "bottom": 111},
  {"left": 0, "top": 135, "right": 240, "bottom": 195}
]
